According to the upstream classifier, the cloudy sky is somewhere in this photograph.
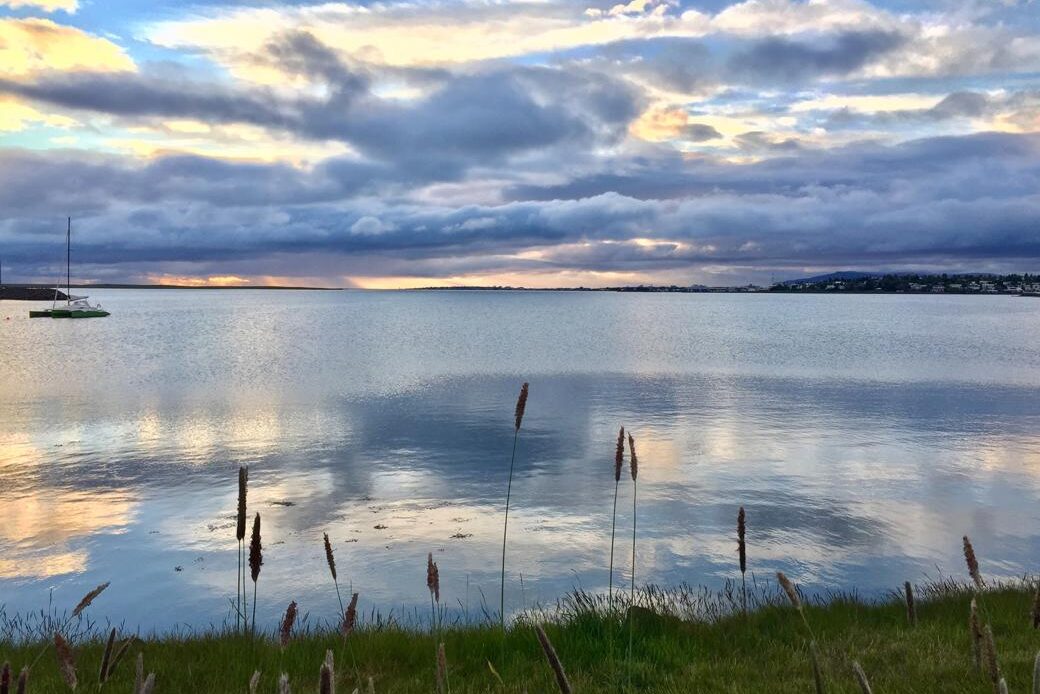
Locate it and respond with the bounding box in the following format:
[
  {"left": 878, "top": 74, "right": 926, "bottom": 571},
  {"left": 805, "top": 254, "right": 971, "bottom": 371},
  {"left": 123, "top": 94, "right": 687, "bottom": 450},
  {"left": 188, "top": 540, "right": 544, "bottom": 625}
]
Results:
[{"left": 0, "top": 0, "right": 1037, "bottom": 287}]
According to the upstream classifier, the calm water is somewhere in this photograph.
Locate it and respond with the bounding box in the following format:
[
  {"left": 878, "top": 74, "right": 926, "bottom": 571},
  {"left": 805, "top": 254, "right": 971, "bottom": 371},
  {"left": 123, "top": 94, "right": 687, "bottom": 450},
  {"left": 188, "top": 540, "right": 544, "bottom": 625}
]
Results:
[{"left": 2, "top": 289, "right": 1040, "bottom": 632}]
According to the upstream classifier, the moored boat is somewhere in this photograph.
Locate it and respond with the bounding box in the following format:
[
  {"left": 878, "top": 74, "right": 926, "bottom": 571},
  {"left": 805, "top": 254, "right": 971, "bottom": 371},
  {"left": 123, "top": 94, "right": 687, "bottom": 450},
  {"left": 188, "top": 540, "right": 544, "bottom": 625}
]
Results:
[{"left": 28, "top": 218, "right": 109, "bottom": 318}]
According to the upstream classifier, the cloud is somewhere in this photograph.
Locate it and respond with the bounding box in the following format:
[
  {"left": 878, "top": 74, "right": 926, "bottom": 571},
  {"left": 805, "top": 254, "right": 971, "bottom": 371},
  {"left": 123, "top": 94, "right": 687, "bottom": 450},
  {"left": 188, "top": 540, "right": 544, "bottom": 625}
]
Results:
[
  {"left": 0, "top": 18, "right": 133, "bottom": 77},
  {"left": 1, "top": 132, "right": 1038, "bottom": 284},
  {"left": 728, "top": 30, "right": 904, "bottom": 83},
  {"left": 0, "top": 0, "right": 77, "bottom": 12}
]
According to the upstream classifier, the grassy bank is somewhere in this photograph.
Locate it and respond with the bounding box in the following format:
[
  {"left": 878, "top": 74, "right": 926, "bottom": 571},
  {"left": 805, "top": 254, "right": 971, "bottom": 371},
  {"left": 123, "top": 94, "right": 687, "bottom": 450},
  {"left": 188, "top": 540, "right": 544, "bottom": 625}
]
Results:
[{"left": 2, "top": 582, "right": 1038, "bottom": 692}]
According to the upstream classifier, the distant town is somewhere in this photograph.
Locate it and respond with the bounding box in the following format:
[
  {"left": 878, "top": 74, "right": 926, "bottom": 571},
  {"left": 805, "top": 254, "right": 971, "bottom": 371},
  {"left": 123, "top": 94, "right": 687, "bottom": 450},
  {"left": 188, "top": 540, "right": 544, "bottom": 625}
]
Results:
[{"left": 422, "top": 272, "right": 1040, "bottom": 294}]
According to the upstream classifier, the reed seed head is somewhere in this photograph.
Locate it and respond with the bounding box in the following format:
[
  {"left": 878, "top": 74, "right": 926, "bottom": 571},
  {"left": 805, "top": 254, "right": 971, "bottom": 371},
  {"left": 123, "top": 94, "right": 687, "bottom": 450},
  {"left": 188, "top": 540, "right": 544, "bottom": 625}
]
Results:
[
  {"left": 983, "top": 623, "right": 1001, "bottom": 685},
  {"left": 1, "top": 662, "right": 9, "bottom": 694},
  {"left": 319, "top": 650, "right": 335, "bottom": 694},
  {"left": 777, "top": 571, "right": 802, "bottom": 610},
  {"left": 737, "top": 507, "right": 746, "bottom": 575},
  {"left": 342, "top": 592, "right": 359, "bottom": 638},
  {"left": 72, "top": 581, "right": 110, "bottom": 617},
  {"left": 53, "top": 632, "right": 77, "bottom": 691},
  {"left": 436, "top": 642, "right": 448, "bottom": 694},
  {"left": 970, "top": 597, "right": 983, "bottom": 670},
  {"left": 98, "top": 627, "right": 116, "bottom": 684},
  {"left": 904, "top": 581, "right": 916, "bottom": 626},
  {"left": 614, "top": 427, "right": 625, "bottom": 482},
  {"left": 323, "top": 532, "right": 337, "bottom": 582},
  {"left": 280, "top": 601, "right": 298, "bottom": 648},
  {"left": 106, "top": 637, "right": 135, "bottom": 680},
  {"left": 249, "top": 513, "right": 263, "bottom": 583},
  {"left": 249, "top": 670, "right": 261, "bottom": 694},
  {"left": 15, "top": 669, "right": 25, "bottom": 694},
  {"left": 427, "top": 552, "right": 440, "bottom": 603},
  {"left": 237, "top": 466, "right": 248, "bottom": 541},
  {"left": 1032, "top": 584, "right": 1040, "bottom": 630},
  {"left": 963, "top": 535, "right": 983, "bottom": 590},
  {"left": 627, "top": 432, "right": 637, "bottom": 481},
  {"left": 852, "top": 660, "right": 873, "bottom": 694},
  {"left": 534, "top": 624, "right": 572, "bottom": 694},
  {"left": 514, "top": 382, "right": 529, "bottom": 432},
  {"left": 134, "top": 652, "right": 144, "bottom": 693}
]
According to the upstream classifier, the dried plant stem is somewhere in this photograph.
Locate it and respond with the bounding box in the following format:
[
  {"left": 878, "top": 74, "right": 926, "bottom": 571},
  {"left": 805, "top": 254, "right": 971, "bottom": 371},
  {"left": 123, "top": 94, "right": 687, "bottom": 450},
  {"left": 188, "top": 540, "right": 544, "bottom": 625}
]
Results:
[
  {"left": 534, "top": 624, "right": 572, "bottom": 694},
  {"left": 15, "top": 669, "right": 26, "bottom": 694},
  {"left": 1032, "top": 650, "right": 1040, "bottom": 694},
  {"left": 500, "top": 426, "right": 520, "bottom": 631},
  {"left": 852, "top": 661, "right": 873, "bottom": 694},
  {"left": 98, "top": 627, "right": 116, "bottom": 685},
  {"left": 608, "top": 476, "right": 621, "bottom": 611},
  {"left": 904, "top": 581, "right": 917, "bottom": 627},
  {"left": 436, "top": 642, "right": 449, "bottom": 694},
  {"left": 609, "top": 426, "right": 625, "bottom": 611},
  {"left": 809, "top": 641, "right": 826, "bottom": 694}
]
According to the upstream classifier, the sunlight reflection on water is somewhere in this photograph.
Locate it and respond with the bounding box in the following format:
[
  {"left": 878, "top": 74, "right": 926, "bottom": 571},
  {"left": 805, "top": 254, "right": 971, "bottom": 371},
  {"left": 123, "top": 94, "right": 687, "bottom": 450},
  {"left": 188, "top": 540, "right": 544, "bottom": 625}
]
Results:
[{"left": 1, "top": 290, "right": 1040, "bottom": 631}]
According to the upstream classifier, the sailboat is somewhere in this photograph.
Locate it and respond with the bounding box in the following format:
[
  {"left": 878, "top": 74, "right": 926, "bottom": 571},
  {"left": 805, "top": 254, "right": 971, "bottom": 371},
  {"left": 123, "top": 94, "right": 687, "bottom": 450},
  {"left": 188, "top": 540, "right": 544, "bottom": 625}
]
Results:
[{"left": 28, "top": 218, "right": 110, "bottom": 318}]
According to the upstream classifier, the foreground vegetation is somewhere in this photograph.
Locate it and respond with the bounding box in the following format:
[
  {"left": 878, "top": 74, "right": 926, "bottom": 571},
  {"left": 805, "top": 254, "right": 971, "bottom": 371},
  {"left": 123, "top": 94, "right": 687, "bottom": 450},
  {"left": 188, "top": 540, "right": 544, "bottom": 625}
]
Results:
[{"left": 1, "top": 580, "right": 1039, "bottom": 692}]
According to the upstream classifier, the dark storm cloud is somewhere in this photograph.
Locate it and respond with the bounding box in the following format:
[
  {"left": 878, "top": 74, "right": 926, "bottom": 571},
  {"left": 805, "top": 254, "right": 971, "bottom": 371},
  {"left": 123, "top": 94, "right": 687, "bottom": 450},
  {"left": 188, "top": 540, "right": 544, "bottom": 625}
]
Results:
[
  {"left": 2, "top": 132, "right": 1039, "bottom": 279},
  {"left": 728, "top": 30, "right": 905, "bottom": 83}
]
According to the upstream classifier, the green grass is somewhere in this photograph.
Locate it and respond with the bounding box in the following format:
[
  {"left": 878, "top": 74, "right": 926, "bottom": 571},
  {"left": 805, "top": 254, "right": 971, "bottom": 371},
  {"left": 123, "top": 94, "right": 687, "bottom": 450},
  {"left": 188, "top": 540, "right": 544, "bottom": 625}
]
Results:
[{"left": 2, "top": 582, "right": 1039, "bottom": 692}]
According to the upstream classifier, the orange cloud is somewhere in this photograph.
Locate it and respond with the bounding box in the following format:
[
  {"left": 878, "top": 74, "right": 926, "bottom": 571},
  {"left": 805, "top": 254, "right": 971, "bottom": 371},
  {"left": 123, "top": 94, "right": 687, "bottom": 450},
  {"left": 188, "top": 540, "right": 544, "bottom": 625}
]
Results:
[{"left": 0, "top": 17, "right": 134, "bottom": 78}]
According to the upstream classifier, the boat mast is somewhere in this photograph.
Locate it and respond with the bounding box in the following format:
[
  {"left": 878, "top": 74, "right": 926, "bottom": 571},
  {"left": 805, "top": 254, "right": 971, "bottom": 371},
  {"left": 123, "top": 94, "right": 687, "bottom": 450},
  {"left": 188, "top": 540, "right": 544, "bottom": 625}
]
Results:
[{"left": 66, "top": 217, "right": 71, "bottom": 305}]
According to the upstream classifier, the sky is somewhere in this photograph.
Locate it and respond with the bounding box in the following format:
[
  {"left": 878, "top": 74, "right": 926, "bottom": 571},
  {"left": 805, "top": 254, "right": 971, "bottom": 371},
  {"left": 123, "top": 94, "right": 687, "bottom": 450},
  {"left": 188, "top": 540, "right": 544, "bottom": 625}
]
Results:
[{"left": 0, "top": 0, "right": 1037, "bottom": 288}]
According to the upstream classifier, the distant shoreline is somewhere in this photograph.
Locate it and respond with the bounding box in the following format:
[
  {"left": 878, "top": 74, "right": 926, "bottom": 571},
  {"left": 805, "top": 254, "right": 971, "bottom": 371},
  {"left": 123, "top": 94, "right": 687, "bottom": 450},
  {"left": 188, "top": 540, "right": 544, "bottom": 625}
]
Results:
[{"left": 0, "top": 284, "right": 342, "bottom": 296}]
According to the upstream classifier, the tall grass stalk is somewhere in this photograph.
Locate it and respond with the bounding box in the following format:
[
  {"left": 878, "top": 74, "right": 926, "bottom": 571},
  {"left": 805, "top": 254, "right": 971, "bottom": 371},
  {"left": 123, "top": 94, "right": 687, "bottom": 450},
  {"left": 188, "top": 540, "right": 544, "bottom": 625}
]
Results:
[
  {"left": 626, "top": 431, "right": 638, "bottom": 691},
  {"left": 324, "top": 532, "right": 344, "bottom": 616},
  {"left": 609, "top": 426, "right": 625, "bottom": 612},
  {"left": 499, "top": 382, "right": 528, "bottom": 630},
  {"left": 778, "top": 571, "right": 823, "bottom": 692},
  {"left": 738, "top": 506, "right": 747, "bottom": 616},
  {"left": 237, "top": 466, "right": 248, "bottom": 634},
  {"left": 249, "top": 513, "right": 263, "bottom": 638},
  {"left": 904, "top": 581, "right": 917, "bottom": 627}
]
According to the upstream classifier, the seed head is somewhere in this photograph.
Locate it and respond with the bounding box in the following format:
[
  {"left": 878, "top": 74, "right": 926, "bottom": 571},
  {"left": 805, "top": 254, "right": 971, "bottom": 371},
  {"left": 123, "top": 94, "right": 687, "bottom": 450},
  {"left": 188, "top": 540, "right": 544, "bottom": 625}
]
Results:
[
  {"left": 627, "top": 432, "right": 637, "bottom": 481},
  {"left": 436, "top": 643, "right": 448, "bottom": 694},
  {"left": 970, "top": 597, "right": 983, "bottom": 670},
  {"left": 534, "top": 624, "right": 572, "bottom": 694},
  {"left": 963, "top": 535, "right": 983, "bottom": 590},
  {"left": 323, "top": 532, "right": 337, "bottom": 582},
  {"left": 777, "top": 571, "right": 801, "bottom": 610},
  {"left": 737, "top": 507, "right": 746, "bottom": 574},
  {"left": 341, "top": 592, "right": 359, "bottom": 638},
  {"left": 427, "top": 553, "right": 440, "bottom": 603},
  {"left": 53, "top": 632, "right": 77, "bottom": 691},
  {"left": 249, "top": 513, "right": 263, "bottom": 583},
  {"left": 982, "top": 624, "right": 1000, "bottom": 685},
  {"left": 72, "top": 581, "right": 109, "bottom": 617},
  {"left": 280, "top": 601, "right": 298, "bottom": 648},
  {"left": 237, "top": 466, "right": 248, "bottom": 541},
  {"left": 514, "top": 383, "right": 529, "bottom": 432}
]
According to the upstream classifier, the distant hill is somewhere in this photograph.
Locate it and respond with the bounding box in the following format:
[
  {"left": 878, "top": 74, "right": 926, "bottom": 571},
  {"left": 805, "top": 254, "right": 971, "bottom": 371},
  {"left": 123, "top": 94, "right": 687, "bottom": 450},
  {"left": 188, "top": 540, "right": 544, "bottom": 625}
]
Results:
[{"left": 779, "top": 271, "right": 881, "bottom": 285}]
